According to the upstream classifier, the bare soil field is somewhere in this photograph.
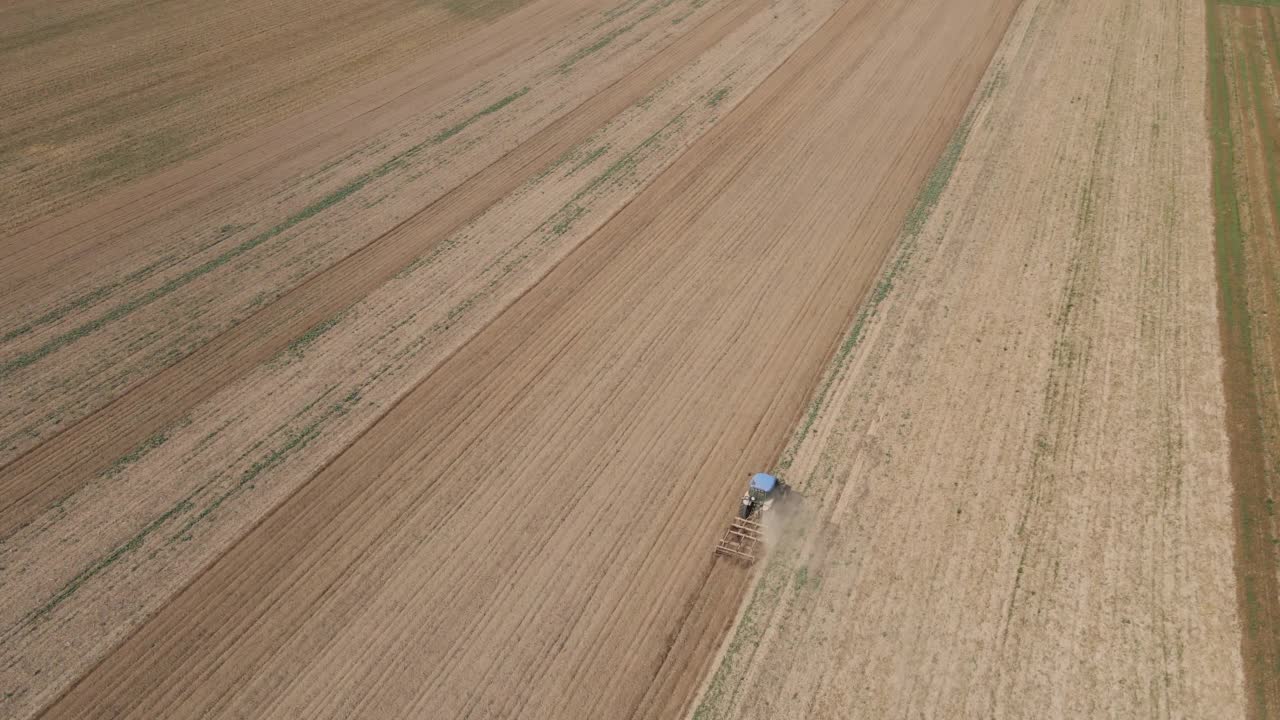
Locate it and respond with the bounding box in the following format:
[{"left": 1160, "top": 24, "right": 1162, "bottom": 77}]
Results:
[
  {"left": 0, "top": 0, "right": 1018, "bottom": 717},
  {"left": 1208, "top": 2, "right": 1280, "bottom": 714},
  {"left": 694, "top": 0, "right": 1247, "bottom": 717},
  {"left": 0, "top": 0, "right": 718, "bottom": 473},
  {"left": 0, "top": 0, "right": 527, "bottom": 229}
]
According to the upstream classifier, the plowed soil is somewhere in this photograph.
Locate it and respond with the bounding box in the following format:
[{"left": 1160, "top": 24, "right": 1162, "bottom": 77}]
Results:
[
  {"left": 0, "top": 0, "right": 528, "bottom": 228},
  {"left": 0, "top": 0, "right": 1019, "bottom": 717},
  {"left": 694, "top": 0, "right": 1246, "bottom": 717}
]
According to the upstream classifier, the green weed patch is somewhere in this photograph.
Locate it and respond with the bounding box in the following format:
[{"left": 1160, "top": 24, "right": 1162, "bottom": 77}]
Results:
[
  {"left": 559, "top": 0, "right": 680, "bottom": 73},
  {"left": 1206, "top": 2, "right": 1280, "bottom": 713}
]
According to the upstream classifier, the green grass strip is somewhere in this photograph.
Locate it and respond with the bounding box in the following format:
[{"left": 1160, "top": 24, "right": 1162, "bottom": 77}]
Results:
[
  {"left": 102, "top": 418, "right": 188, "bottom": 479},
  {"left": 1208, "top": 3, "right": 1250, "bottom": 349},
  {"left": 559, "top": 0, "right": 679, "bottom": 73},
  {"left": 1221, "top": 0, "right": 1280, "bottom": 7},
  {"left": 169, "top": 387, "right": 360, "bottom": 542},
  {"left": 1, "top": 252, "right": 175, "bottom": 346},
  {"left": 1206, "top": 4, "right": 1278, "bottom": 714},
  {"left": 23, "top": 494, "right": 195, "bottom": 627},
  {"left": 284, "top": 311, "right": 347, "bottom": 359}
]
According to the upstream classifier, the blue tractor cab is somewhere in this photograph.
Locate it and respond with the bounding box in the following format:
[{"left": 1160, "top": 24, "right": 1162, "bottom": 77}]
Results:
[
  {"left": 749, "top": 472, "right": 777, "bottom": 494},
  {"left": 739, "top": 472, "right": 789, "bottom": 519}
]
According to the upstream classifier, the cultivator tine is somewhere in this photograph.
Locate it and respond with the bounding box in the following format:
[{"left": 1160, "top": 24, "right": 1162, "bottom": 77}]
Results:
[
  {"left": 712, "top": 485, "right": 777, "bottom": 565},
  {"left": 714, "top": 543, "right": 756, "bottom": 563},
  {"left": 714, "top": 516, "right": 763, "bottom": 565}
]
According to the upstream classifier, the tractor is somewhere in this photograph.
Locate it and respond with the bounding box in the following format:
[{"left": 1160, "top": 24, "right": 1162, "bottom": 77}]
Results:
[{"left": 713, "top": 472, "right": 791, "bottom": 564}]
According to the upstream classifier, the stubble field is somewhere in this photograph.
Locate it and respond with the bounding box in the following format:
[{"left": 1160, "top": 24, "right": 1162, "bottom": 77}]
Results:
[{"left": 694, "top": 0, "right": 1252, "bottom": 717}]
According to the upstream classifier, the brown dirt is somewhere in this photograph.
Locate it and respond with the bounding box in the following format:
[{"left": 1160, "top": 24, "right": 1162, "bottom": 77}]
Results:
[
  {"left": 0, "top": 0, "right": 1018, "bottom": 716},
  {"left": 0, "top": 0, "right": 728, "bottom": 468},
  {"left": 0, "top": 0, "right": 529, "bottom": 229},
  {"left": 0, "top": 6, "right": 831, "bottom": 709},
  {"left": 1209, "top": 3, "right": 1280, "bottom": 716},
  {"left": 1, "top": 6, "right": 828, "bottom": 714},
  {"left": 693, "top": 0, "right": 1247, "bottom": 716},
  {"left": 0, "top": 0, "right": 771, "bottom": 543}
]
